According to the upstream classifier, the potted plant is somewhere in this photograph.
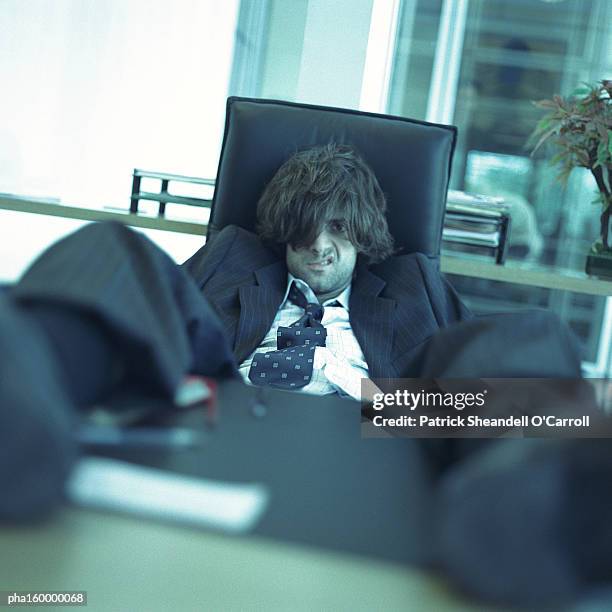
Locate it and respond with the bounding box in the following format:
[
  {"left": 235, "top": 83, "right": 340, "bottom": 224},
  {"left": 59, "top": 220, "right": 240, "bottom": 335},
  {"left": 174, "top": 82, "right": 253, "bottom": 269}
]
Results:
[{"left": 528, "top": 79, "right": 612, "bottom": 277}]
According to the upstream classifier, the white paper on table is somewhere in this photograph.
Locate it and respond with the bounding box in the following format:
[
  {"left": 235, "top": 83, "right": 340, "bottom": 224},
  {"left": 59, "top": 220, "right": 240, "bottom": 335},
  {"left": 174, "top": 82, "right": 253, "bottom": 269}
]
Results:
[{"left": 66, "top": 457, "right": 269, "bottom": 533}]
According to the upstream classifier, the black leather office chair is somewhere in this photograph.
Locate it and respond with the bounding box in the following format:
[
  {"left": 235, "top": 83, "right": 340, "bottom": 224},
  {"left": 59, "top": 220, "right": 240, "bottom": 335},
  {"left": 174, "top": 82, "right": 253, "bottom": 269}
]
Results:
[{"left": 207, "top": 97, "right": 457, "bottom": 261}]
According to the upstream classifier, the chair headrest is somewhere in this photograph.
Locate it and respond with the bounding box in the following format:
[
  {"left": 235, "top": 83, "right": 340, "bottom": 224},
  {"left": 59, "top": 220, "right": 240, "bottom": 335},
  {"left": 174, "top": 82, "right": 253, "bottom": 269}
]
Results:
[{"left": 209, "top": 97, "right": 456, "bottom": 258}]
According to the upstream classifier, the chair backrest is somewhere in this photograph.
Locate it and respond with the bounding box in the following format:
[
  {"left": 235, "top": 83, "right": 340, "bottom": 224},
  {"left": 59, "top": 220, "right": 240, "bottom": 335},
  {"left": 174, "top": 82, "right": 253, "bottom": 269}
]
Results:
[{"left": 208, "top": 97, "right": 457, "bottom": 259}]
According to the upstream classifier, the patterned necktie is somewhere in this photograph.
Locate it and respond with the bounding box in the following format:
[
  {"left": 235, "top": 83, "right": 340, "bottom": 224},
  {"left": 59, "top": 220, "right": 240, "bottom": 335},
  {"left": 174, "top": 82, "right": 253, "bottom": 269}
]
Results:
[{"left": 248, "top": 283, "right": 327, "bottom": 389}]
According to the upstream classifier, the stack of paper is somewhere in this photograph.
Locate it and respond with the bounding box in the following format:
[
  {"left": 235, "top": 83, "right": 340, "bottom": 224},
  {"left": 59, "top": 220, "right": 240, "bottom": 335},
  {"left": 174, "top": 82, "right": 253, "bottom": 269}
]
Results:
[{"left": 67, "top": 457, "right": 269, "bottom": 534}]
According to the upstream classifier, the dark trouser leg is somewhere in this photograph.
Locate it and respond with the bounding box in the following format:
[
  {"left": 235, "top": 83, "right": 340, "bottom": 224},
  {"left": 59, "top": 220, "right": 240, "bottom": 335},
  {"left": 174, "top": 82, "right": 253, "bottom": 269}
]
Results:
[
  {"left": 414, "top": 310, "right": 584, "bottom": 470},
  {"left": 10, "top": 221, "right": 236, "bottom": 404},
  {"left": 0, "top": 295, "right": 76, "bottom": 521},
  {"left": 413, "top": 313, "right": 610, "bottom": 606}
]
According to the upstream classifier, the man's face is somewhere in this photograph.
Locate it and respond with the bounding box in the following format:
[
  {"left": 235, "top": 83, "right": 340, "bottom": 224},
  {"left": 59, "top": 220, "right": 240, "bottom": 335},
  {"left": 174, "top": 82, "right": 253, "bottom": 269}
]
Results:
[{"left": 285, "top": 220, "right": 358, "bottom": 302}]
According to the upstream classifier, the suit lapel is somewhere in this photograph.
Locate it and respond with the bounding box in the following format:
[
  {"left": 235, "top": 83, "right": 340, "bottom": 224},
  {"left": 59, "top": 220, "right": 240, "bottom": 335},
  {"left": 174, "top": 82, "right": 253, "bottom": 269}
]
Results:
[
  {"left": 234, "top": 260, "right": 287, "bottom": 364},
  {"left": 349, "top": 266, "right": 395, "bottom": 379},
  {"left": 232, "top": 257, "right": 396, "bottom": 377}
]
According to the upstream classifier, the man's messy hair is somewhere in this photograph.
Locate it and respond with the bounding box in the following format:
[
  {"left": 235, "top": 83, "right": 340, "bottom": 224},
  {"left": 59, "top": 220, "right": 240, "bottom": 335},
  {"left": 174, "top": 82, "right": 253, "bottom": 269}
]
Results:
[{"left": 256, "top": 143, "right": 394, "bottom": 264}]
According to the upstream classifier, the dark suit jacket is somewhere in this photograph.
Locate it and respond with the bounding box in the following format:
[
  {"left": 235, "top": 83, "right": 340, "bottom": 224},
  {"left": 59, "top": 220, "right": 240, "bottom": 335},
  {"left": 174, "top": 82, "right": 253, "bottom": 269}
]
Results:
[{"left": 183, "top": 225, "right": 472, "bottom": 378}]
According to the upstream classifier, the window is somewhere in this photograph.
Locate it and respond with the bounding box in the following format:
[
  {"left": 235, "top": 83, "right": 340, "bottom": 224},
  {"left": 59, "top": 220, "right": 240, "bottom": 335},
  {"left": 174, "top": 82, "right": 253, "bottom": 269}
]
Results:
[
  {"left": 0, "top": 0, "right": 238, "bottom": 208},
  {"left": 387, "top": 0, "right": 612, "bottom": 372},
  {"left": 0, "top": 0, "right": 238, "bottom": 277}
]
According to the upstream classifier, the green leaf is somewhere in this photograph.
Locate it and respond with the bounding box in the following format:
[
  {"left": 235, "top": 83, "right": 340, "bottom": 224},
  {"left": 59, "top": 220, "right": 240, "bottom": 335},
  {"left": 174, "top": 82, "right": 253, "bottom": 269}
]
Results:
[
  {"left": 571, "top": 86, "right": 591, "bottom": 97},
  {"left": 597, "top": 140, "right": 608, "bottom": 164},
  {"left": 595, "top": 123, "right": 609, "bottom": 141},
  {"left": 531, "top": 126, "right": 558, "bottom": 154},
  {"left": 534, "top": 99, "right": 558, "bottom": 110},
  {"left": 602, "top": 165, "right": 612, "bottom": 194},
  {"left": 535, "top": 117, "right": 553, "bottom": 132}
]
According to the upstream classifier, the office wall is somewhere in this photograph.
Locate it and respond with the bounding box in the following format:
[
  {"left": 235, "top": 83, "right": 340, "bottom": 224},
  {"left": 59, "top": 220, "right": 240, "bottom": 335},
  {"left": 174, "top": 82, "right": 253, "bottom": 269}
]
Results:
[
  {"left": 258, "top": 0, "right": 374, "bottom": 109},
  {"left": 0, "top": 0, "right": 237, "bottom": 280},
  {"left": 258, "top": 0, "right": 309, "bottom": 100}
]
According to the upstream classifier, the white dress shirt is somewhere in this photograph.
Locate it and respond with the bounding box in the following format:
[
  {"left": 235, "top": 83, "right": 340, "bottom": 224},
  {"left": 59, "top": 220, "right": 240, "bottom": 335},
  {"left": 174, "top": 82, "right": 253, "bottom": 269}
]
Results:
[{"left": 239, "top": 274, "right": 369, "bottom": 400}]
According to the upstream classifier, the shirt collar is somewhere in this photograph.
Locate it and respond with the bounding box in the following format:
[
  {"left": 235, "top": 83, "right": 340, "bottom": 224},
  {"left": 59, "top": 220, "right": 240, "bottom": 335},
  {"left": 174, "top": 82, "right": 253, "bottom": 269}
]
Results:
[{"left": 285, "top": 273, "right": 351, "bottom": 310}]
